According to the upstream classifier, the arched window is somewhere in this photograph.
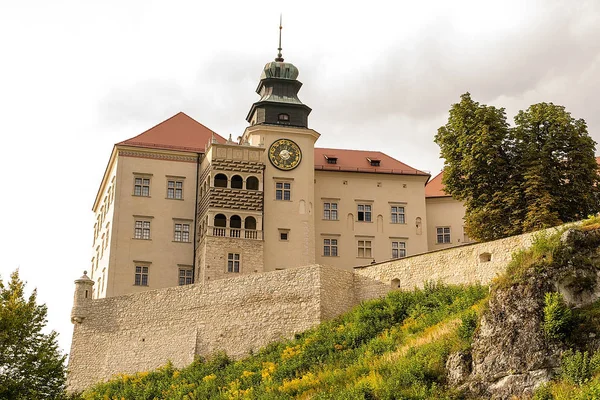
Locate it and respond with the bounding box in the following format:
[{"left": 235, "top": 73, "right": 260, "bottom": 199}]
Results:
[
  {"left": 245, "top": 216, "right": 256, "bottom": 230},
  {"left": 214, "top": 214, "right": 227, "bottom": 227},
  {"left": 278, "top": 113, "right": 290, "bottom": 122},
  {"left": 214, "top": 173, "right": 227, "bottom": 188},
  {"left": 231, "top": 175, "right": 243, "bottom": 189},
  {"left": 230, "top": 215, "right": 242, "bottom": 229},
  {"left": 246, "top": 176, "right": 259, "bottom": 190}
]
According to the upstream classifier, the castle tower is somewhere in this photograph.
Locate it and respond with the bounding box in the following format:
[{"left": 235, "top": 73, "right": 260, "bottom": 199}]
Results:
[
  {"left": 195, "top": 137, "right": 266, "bottom": 282},
  {"left": 70, "top": 271, "right": 94, "bottom": 323},
  {"left": 242, "top": 21, "right": 320, "bottom": 271}
]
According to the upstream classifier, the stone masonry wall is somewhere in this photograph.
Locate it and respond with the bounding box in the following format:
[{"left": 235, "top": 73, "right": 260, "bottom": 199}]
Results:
[
  {"left": 197, "top": 236, "right": 265, "bottom": 283},
  {"left": 354, "top": 227, "right": 561, "bottom": 288},
  {"left": 68, "top": 227, "right": 558, "bottom": 393},
  {"left": 68, "top": 266, "right": 321, "bottom": 392},
  {"left": 67, "top": 265, "right": 387, "bottom": 393}
]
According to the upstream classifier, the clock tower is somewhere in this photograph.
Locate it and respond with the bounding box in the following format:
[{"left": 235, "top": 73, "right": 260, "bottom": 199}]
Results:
[{"left": 242, "top": 22, "right": 320, "bottom": 271}]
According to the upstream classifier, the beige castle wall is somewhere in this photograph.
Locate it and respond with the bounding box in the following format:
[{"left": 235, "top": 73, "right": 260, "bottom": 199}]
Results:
[
  {"left": 425, "top": 196, "right": 471, "bottom": 251},
  {"left": 90, "top": 153, "right": 118, "bottom": 298},
  {"left": 314, "top": 170, "right": 429, "bottom": 270},
  {"left": 106, "top": 148, "right": 198, "bottom": 297},
  {"left": 67, "top": 264, "right": 388, "bottom": 393},
  {"left": 354, "top": 228, "right": 556, "bottom": 289}
]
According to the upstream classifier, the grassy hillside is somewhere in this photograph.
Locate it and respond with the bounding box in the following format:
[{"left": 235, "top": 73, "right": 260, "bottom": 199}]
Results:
[{"left": 78, "top": 284, "right": 488, "bottom": 399}]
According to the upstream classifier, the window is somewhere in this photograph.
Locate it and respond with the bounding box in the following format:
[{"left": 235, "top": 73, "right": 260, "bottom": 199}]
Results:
[
  {"left": 246, "top": 176, "right": 259, "bottom": 190},
  {"left": 391, "top": 206, "right": 405, "bottom": 224},
  {"left": 134, "top": 221, "right": 151, "bottom": 239},
  {"left": 392, "top": 241, "right": 406, "bottom": 258},
  {"left": 214, "top": 173, "right": 228, "bottom": 188},
  {"left": 367, "top": 158, "right": 380, "bottom": 167},
  {"left": 279, "top": 229, "right": 289, "bottom": 241},
  {"left": 167, "top": 180, "right": 183, "bottom": 199},
  {"left": 178, "top": 267, "right": 193, "bottom": 285},
  {"left": 323, "top": 239, "right": 338, "bottom": 256},
  {"left": 275, "top": 182, "right": 291, "bottom": 200},
  {"left": 326, "top": 157, "right": 337, "bottom": 164},
  {"left": 227, "top": 253, "right": 240, "bottom": 273},
  {"left": 231, "top": 175, "right": 243, "bottom": 189},
  {"left": 174, "top": 223, "right": 190, "bottom": 242},
  {"left": 134, "top": 266, "right": 149, "bottom": 286},
  {"left": 436, "top": 227, "right": 451, "bottom": 244},
  {"left": 278, "top": 113, "right": 290, "bottom": 122},
  {"left": 134, "top": 177, "right": 150, "bottom": 196},
  {"left": 358, "top": 240, "right": 372, "bottom": 258},
  {"left": 357, "top": 204, "right": 372, "bottom": 222},
  {"left": 324, "top": 202, "right": 338, "bottom": 220}
]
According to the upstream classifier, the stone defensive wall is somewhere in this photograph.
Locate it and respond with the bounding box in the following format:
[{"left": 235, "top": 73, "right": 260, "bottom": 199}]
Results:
[
  {"left": 354, "top": 227, "right": 559, "bottom": 288},
  {"left": 68, "top": 226, "right": 561, "bottom": 393},
  {"left": 67, "top": 264, "right": 388, "bottom": 392}
]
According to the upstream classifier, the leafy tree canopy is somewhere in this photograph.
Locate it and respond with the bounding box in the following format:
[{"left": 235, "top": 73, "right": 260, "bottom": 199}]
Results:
[
  {"left": 0, "top": 270, "right": 67, "bottom": 400},
  {"left": 435, "top": 93, "right": 599, "bottom": 241}
]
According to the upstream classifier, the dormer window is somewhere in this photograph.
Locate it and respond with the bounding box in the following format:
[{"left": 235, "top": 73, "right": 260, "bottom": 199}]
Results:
[
  {"left": 367, "top": 158, "right": 381, "bottom": 167},
  {"left": 278, "top": 113, "right": 290, "bottom": 123},
  {"left": 324, "top": 155, "right": 337, "bottom": 164}
]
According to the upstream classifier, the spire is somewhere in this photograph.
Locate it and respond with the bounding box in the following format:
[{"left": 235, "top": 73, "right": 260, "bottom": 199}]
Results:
[{"left": 275, "top": 14, "right": 284, "bottom": 62}]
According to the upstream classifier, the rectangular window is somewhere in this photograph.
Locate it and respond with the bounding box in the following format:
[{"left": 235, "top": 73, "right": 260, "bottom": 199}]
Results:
[
  {"left": 357, "top": 204, "right": 372, "bottom": 222},
  {"left": 280, "top": 231, "right": 289, "bottom": 241},
  {"left": 323, "top": 238, "right": 338, "bottom": 257},
  {"left": 134, "top": 266, "right": 149, "bottom": 286},
  {"left": 391, "top": 206, "right": 405, "bottom": 224},
  {"left": 436, "top": 227, "right": 451, "bottom": 244},
  {"left": 134, "top": 221, "right": 151, "bottom": 239},
  {"left": 178, "top": 267, "right": 193, "bottom": 285},
  {"left": 358, "top": 240, "right": 372, "bottom": 258},
  {"left": 392, "top": 241, "right": 406, "bottom": 258},
  {"left": 134, "top": 177, "right": 150, "bottom": 196},
  {"left": 174, "top": 223, "right": 190, "bottom": 242},
  {"left": 227, "top": 253, "right": 240, "bottom": 273},
  {"left": 167, "top": 180, "right": 183, "bottom": 199},
  {"left": 275, "top": 182, "right": 291, "bottom": 201},
  {"left": 323, "top": 202, "right": 338, "bottom": 220},
  {"left": 463, "top": 226, "right": 471, "bottom": 243}
]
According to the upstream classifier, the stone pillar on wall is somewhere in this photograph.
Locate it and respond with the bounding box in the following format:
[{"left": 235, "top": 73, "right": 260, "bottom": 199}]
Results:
[{"left": 71, "top": 271, "right": 94, "bottom": 323}]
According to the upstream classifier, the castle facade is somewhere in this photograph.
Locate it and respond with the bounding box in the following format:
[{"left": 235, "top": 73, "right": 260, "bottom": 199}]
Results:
[{"left": 89, "top": 44, "right": 468, "bottom": 299}]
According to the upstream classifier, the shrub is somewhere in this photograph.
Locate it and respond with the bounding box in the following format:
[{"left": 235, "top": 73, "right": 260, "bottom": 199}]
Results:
[
  {"left": 532, "top": 383, "right": 554, "bottom": 400},
  {"left": 561, "top": 350, "right": 600, "bottom": 385},
  {"left": 457, "top": 310, "right": 478, "bottom": 342},
  {"left": 544, "top": 292, "right": 572, "bottom": 340}
]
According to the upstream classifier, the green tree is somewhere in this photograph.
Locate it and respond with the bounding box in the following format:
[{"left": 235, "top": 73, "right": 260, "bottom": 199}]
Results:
[
  {"left": 436, "top": 94, "right": 600, "bottom": 241},
  {"left": 434, "top": 93, "right": 516, "bottom": 241},
  {"left": 513, "top": 103, "right": 599, "bottom": 231},
  {"left": 0, "top": 270, "right": 67, "bottom": 399}
]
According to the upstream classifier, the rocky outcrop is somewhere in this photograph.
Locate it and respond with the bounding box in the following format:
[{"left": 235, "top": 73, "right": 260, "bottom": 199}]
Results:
[{"left": 449, "top": 227, "right": 600, "bottom": 399}]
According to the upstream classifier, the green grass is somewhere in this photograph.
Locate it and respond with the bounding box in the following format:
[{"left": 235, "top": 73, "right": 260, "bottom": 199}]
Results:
[{"left": 78, "top": 283, "right": 488, "bottom": 400}]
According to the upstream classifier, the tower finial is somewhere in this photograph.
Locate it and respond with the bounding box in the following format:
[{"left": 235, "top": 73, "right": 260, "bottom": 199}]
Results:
[{"left": 275, "top": 14, "right": 284, "bottom": 62}]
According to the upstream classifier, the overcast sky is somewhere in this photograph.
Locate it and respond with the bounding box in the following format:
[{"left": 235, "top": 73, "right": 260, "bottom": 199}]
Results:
[{"left": 1, "top": 0, "right": 599, "bottom": 356}]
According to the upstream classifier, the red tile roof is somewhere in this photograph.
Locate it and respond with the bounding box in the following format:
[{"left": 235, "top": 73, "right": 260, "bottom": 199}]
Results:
[
  {"left": 425, "top": 170, "right": 450, "bottom": 198},
  {"left": 118, "top": 112, "right": 226, "bottom": 152},
  {"left": 314, "top": 148, "right": 429, "bottom": 176}
]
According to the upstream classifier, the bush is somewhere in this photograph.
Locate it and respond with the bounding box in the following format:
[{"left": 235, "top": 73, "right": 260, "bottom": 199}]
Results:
[
  {"left": 561, "top": 350, "right": 600, "bottom": 385},
  {"left": 532, "top": 383, "right": 554, "bottom": 400},
  {"left": 457, "top": 310, "right": 478, "bottom": 342},
  {"left": 544, "top": 292, "right": 572, "bottom": 340}
]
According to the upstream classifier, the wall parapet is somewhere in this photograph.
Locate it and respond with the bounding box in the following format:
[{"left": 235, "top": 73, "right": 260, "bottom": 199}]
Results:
[{"left": 354, "top": 226, "right": 563, "bottom": 289}]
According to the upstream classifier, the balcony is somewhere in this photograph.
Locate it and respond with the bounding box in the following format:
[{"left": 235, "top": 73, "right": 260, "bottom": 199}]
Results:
[{"left": 208, "top": 226, "right": 263, "bottom": 240}]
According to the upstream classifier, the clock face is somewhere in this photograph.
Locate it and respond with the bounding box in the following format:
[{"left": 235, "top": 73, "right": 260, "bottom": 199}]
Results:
[{"left": 268, "top": 139, "right": 302, "bottom": 171}]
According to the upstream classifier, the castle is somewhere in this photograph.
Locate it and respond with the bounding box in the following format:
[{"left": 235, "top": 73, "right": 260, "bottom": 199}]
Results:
[
  {"left": 88, "top": 29, "right": 469, "bottom": 300},
  {"left": 67, "top": 33, "right": 483, "bottom": 392}
]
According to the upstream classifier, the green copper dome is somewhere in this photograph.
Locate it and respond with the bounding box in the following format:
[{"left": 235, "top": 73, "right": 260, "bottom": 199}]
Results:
[{"left": 260, "top": 61, "right": 299, "bottom": 80}]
